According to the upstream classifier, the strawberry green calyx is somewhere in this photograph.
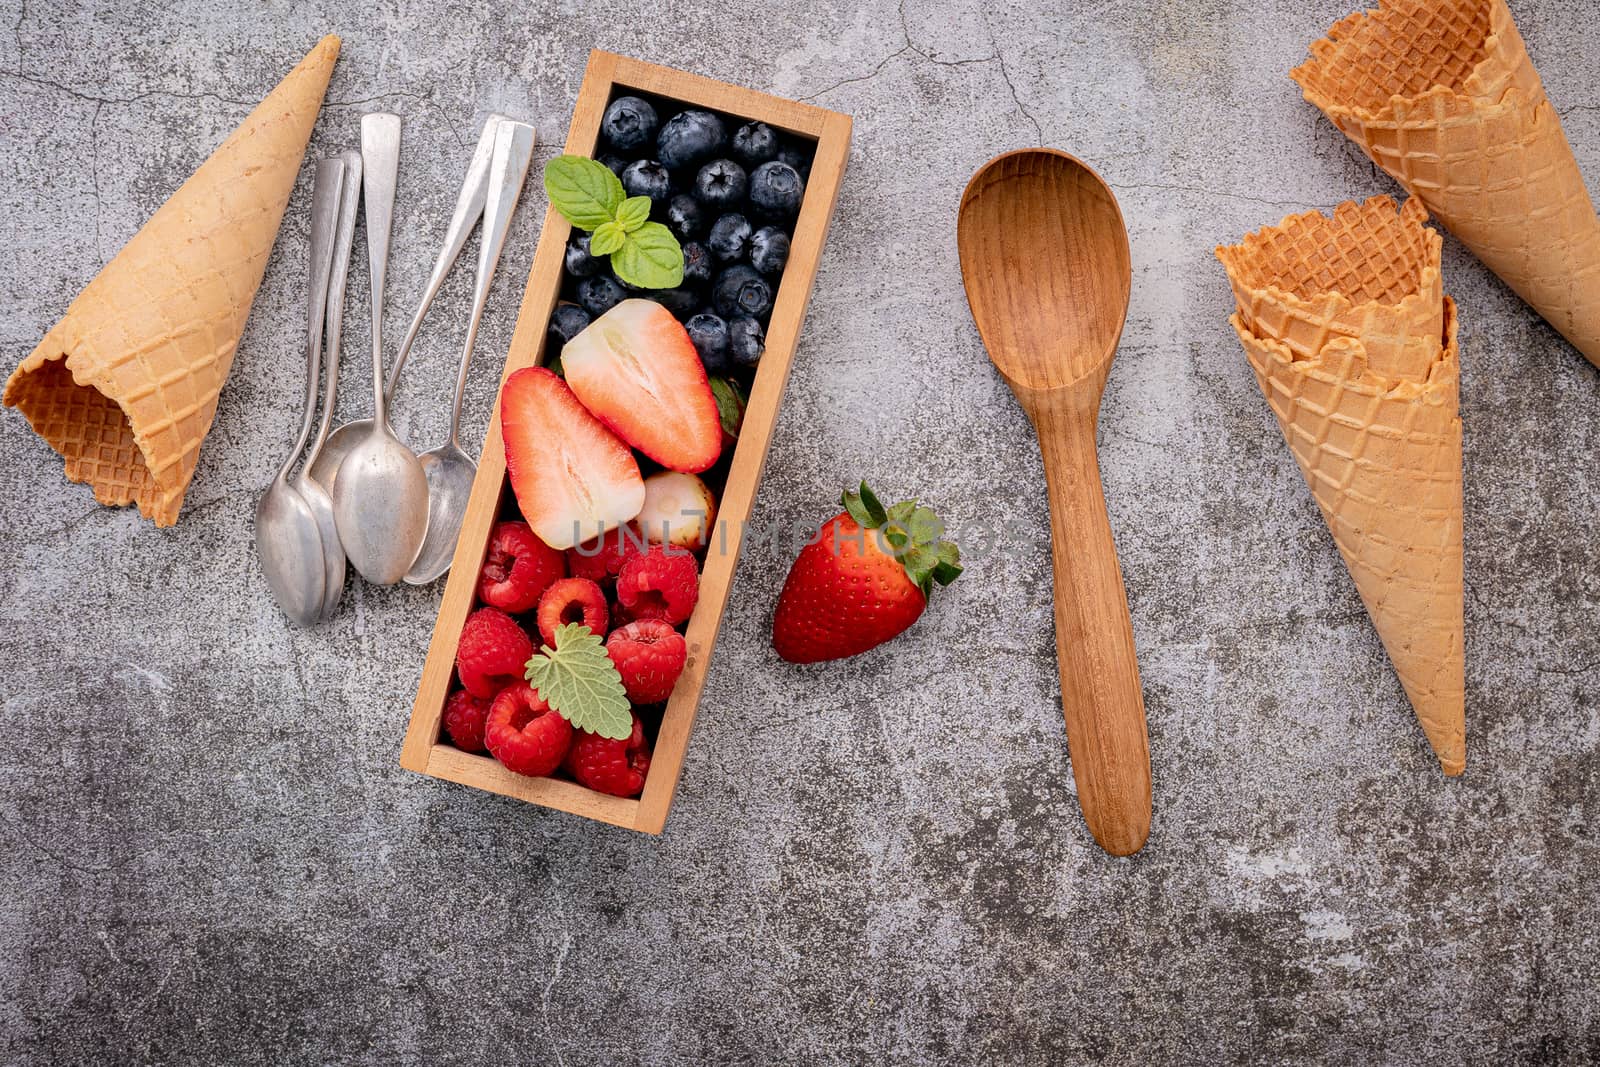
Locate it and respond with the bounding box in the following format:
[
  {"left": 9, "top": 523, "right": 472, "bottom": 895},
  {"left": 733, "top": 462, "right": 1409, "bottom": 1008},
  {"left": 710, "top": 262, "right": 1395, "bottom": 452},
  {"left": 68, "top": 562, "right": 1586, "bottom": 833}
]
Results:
[{"left": 840, "top": 481, "right": 962, "bottom": 595}]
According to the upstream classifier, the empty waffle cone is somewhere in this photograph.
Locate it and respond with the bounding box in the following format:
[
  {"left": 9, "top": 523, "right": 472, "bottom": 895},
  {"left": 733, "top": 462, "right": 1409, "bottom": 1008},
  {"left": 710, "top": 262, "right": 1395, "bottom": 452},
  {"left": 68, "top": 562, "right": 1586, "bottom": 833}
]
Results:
[
  {"left": 1217, "top": 197, "right": 1465, "bottom": 775},
  {"left": 3, "top": 36, "right": 340, "bottom": 526},
  {"left": 1292, "top": 0, "right": 1600, "bottom": 367}
]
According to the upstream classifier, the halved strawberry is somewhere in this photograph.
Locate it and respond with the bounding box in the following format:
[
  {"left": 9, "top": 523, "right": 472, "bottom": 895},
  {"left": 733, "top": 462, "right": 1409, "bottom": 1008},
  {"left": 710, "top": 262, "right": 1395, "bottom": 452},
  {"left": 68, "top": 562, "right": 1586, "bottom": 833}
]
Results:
[
  {"left": 501, "top": 366, "right": 646, "bottom": 550},
  {"left": 560, "top": 299, "right": 722, "bottom": 474}
]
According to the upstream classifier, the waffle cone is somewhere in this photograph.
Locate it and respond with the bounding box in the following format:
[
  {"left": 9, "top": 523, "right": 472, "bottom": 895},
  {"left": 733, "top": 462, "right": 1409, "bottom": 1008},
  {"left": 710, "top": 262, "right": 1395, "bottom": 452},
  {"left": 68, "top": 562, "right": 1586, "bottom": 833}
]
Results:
[
  {"left": 1217, "top": 197, "right": 1465, "bottom": 775},
  {"left": 3, "top": 36, "right": 340, "bottom": 526},
  {"left": 1292, "top": 0, "right": 1600, "bottom": 367}
]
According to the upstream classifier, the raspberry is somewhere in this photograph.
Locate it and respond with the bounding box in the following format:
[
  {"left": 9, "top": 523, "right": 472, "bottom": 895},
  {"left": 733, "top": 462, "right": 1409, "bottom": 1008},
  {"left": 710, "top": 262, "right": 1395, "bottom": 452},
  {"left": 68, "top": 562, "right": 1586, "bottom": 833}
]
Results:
[
  {"left": 566, "top": 524, "right": 648, "bottom": 584},
  {"left": 478, "top": 521, "right": 566, "bottom": 613},
  {"left": 535, "top": 577, "right": 610, "bottom": 647},
  {"left": 564, "top": 713, "right": 651, "bottom": 797},
  {"left": 456, "top": 607, "right": 534, "bottom": 698},
  {"left": 485, "top": 684, "right": 573, "bottom": 777},
  {"left": 442, "top": 689, "right": 491, "bottom": 752},
  {"left": 606, "top": 619, "right": 688, "bottom": 704},
  {"left": 616, "top": 547, "right": 699, "bottom": 624}
]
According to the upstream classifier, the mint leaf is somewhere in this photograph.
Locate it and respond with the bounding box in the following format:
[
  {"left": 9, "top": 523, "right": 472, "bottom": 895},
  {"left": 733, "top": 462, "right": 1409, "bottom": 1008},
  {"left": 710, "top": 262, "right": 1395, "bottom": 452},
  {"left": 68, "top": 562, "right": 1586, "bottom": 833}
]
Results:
[
  {"left": 524, "top": 623, "right": 631, "bottom": 739},
  {"left": 612, "top": 222, "right": 684, "bottom": 289},
  {"left": 544, "top": 156, "right": 625, "bottom": 231},
  {"left": 615, "top": 195, "right": 652, "bottom": 233},
  {"left": 709, "top": 377, "right": 746, "bottom": 439},
  {"left": 590, "top": 221, "right": 626, "bottom": 256}
]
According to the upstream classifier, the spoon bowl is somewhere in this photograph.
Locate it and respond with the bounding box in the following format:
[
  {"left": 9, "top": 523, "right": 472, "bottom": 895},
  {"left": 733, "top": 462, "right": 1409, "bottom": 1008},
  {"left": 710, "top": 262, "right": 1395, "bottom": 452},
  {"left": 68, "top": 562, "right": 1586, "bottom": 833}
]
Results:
[
  {"left": 255, "top": 479, "right": 327, "bottom": 626},
  {"left": 957, "top": 148, "right": 1151, "bottom": 856},
  {"left": 405, "top": 442, "right": 478, "bottom": 582},
  {"left": 334, "top": 423, "right": 430, "bottom": 583}
]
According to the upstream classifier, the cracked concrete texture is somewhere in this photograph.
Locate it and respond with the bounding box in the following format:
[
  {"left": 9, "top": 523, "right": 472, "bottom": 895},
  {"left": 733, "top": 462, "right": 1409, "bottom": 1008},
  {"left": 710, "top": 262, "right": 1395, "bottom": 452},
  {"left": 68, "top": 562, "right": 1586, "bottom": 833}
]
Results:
[{"left": 2, "top": 0, "right": 1598, "bottom": 1062}]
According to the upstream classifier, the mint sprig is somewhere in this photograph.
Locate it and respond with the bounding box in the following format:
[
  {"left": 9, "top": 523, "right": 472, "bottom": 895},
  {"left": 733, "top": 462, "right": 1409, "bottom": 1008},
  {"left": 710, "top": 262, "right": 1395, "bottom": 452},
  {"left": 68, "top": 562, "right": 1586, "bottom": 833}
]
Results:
[
  {"left": 544, "top": 156, "right": 684, "bottom": 289},
  {"left": 524, "top": 622, "right": 632, "bottom": 740}
]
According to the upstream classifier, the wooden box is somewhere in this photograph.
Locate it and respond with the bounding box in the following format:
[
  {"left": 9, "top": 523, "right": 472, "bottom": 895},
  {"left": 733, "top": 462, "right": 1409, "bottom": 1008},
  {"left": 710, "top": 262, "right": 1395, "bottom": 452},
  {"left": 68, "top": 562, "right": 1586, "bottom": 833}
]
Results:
[{"left": 398, "top": 51, "right": 852, "bottom": 832}]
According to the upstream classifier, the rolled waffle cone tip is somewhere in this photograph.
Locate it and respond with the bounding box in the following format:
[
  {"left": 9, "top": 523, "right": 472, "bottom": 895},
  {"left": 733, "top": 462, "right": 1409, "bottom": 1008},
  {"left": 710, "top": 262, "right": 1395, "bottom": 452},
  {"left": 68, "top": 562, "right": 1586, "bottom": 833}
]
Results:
[
  {"left": 3, "top": 35, "right": 340, "bottom": 526},
  {"left": 1217, "top": 196, "right": 1465, "bottom": 775},
  {"left": 1292, "top": 0, "right": 1600, "bottom": 368}
]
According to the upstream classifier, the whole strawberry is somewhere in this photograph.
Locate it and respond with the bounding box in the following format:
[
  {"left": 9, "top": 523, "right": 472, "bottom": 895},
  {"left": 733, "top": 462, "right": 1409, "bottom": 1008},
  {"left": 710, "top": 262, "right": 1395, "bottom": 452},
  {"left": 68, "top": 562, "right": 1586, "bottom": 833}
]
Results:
[{"left": 772, "top": 482, "right": 960, "bottom": 663}]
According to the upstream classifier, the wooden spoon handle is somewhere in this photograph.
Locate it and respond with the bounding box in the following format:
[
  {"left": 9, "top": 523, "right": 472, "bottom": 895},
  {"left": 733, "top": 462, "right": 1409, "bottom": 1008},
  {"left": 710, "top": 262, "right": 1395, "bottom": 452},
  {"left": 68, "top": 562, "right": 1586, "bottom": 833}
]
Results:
[{"left": 1031, "top": 399, "right": 1152, "bottom": 856}]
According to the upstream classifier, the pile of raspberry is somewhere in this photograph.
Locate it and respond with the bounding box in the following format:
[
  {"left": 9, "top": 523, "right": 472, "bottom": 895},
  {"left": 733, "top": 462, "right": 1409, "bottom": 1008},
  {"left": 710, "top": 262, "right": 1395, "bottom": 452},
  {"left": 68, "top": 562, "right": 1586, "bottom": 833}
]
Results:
[{"left": 445, "top": 520, "right": 701, "bottom": 798}]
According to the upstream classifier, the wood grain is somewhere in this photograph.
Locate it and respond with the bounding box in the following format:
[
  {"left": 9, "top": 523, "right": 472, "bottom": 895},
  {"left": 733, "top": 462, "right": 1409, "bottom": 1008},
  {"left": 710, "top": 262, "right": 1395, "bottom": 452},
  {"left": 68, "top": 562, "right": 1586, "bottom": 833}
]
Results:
[
  {"left": 956, "top": 149, "right": 1152, "bottom": 856},
  {"left": 400, "top": 51, "right": 852, "bottom": 833}
]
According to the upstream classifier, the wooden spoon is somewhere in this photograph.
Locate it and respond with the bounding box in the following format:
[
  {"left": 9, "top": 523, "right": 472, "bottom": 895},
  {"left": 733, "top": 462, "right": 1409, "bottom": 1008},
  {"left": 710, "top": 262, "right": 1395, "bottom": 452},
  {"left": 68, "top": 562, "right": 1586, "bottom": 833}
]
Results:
[{"left": 957, "top": 149, "right": 1151, "bottom": 856}]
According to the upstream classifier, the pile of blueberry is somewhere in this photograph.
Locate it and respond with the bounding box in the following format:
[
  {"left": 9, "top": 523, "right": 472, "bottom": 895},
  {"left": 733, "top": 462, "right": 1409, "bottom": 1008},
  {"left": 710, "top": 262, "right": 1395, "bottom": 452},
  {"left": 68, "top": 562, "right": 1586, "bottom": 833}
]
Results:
[{"left": 547, "top": 93, "right": 815, "bottom": 377}]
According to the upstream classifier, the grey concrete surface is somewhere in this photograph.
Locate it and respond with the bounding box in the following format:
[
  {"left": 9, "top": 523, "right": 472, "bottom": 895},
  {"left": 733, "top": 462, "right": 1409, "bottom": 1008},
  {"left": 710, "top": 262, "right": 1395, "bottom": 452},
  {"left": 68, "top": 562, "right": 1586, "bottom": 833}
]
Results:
[{"left": 2, "top": 0, "right": 1598, "bottom": 1062}]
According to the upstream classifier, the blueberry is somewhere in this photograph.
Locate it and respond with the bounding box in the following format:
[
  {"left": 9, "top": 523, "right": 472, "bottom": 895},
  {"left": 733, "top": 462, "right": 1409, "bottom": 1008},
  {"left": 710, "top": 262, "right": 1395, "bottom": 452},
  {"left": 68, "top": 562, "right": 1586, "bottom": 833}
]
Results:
[
  {"left": 565, "top": 233, "right": 604, "bottom": 278},
  {"left": 611, "top": 269, "right": 644, "bottom": 293},
  {"left": 548, "top": 303, "right": 592, "bottom": 347},
  {"left": 777, "top": 140, "right": 813, "bottom": 178},
  {"left": 684, "top": 312, "right": 732, "bottom": 373},
  {"left": 732, "top": 122, "right": 781, "bottom": 167},
  {"left": 693, "top": 159, "right": 747, "bottom": 209},
  {"left": 599, "top": 154, "right": 629, "bottom": 177},
  {"left": 602, "top": 96, "right": 659, "bottom": 153},
  {"left": 665, "top": 194, "right": 705, "bottom": 240},
  {"left": 681, "top": 240, "right": 714, "bottom": 287},
  {"left": 749, "top": 162, "right": 805, "bottom": 219},
  {"left": 749, "top": 226, "right": 790, "bottom": 276},
  {"left": 656, "top": 109, "right": 727, "bottom": 170},
  {"left": 729, "top": 317, "right": 765, "bottom": 366},
  {"left": 713, "top": 265, "right": 773, "bottom": 319},
  {"left": 577, "top": 275, "right": 626, "bottom": 317},
  {"left": 707, "top": 213, "right": 752, "bottom": 262},
  {"left": 648, "top": 287, "right": 700, "bottom": 318},
  {"left": 621, "top": 159, "right": 672, "bottom": 205}
]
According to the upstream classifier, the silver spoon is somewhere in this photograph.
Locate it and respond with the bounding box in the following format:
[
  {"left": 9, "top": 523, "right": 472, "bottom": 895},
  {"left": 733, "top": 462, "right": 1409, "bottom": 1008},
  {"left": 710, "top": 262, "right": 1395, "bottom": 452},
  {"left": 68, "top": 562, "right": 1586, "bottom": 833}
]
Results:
[
  {"left": 255, "top": 156, "right": 344, "bottom": 625},
  {"left": 299, "top": 148, "right": 361, "bottom": 620},
  {"left": 404, "top": 119, "right": 536, "bottom": 584},
  {"left": 332, "top": 112, "right": 430, "bottom": 586},
  {"left": 308, "top": 114, "right": 509, "bottom": 493}
]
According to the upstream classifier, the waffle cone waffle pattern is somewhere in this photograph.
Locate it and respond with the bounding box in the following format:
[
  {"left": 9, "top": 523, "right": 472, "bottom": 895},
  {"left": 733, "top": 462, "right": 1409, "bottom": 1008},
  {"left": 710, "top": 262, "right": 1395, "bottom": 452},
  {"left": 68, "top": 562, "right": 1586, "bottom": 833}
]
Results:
[{"left": 1218, "top": 196, "right": 1465, "bottom": 775}]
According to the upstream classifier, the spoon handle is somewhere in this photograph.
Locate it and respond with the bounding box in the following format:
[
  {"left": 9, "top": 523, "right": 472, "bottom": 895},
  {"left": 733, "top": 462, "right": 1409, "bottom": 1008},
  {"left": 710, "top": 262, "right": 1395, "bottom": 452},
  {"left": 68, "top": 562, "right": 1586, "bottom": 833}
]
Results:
[
  {"left": 278, "top": 156, "right": 344, "bottom": 482},
  {"left": 385, "top": 113, "right": 508, "bottom": 406},
  {"left": 1031, "top": 399, "right": 1152, "bottom": 856},
  {"left": 360, "top": 112, "right": 403, "bottom": 425},
  {"left": 447, "top": 119, "right": 536, "bottom": 447},
  {"left": 307, "top": 149, "right": 363, "bottom": 462}
]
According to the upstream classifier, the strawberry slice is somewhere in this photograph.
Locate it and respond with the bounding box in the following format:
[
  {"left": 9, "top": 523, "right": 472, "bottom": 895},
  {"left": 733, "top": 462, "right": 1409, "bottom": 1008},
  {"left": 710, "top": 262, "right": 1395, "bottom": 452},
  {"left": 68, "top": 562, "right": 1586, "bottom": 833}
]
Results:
[
  {"left": 501, "top": 366, "right": 646, "bottom": 550},
  {"left": 560, "top": 299, "right": 722, "bottom": 474}
]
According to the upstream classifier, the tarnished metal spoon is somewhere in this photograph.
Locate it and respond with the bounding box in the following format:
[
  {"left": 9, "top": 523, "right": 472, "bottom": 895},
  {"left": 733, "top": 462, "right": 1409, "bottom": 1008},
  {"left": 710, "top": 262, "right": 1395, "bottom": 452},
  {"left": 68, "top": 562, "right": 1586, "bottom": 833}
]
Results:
[
  {"left": 297, "top": 148, "right": 361, "bottom": 620},
  {"left": 332, "top": 112, "right": 429, "bottom": 585},
  {"left": 308, "top": 114, "right": 509, "bottom": 493},
  {"left": 255, "top": 156, "right": 344, "bottom": 624},
  {"left": 404, "top": 119, "right": 536, "bottom": 584}
]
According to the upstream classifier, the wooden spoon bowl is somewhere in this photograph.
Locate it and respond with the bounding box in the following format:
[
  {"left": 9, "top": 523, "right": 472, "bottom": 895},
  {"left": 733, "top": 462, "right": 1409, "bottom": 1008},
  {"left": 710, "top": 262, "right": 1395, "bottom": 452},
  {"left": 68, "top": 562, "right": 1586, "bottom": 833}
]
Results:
[{"left": 957, "top": 149, "right": 1152, "bottom": 856}]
